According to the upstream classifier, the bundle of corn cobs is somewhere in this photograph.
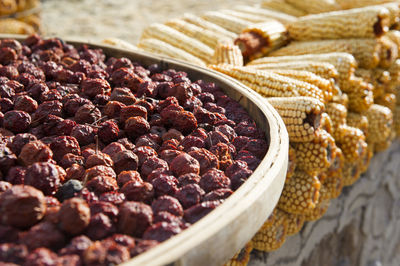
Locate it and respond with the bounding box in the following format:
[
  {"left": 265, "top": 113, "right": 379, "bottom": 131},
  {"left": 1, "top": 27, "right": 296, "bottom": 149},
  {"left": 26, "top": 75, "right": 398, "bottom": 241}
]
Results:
[
  {"left": 0, "top": 0, "right": 41, "bottom": 35},
  {"left": 132, "top": 0, "right": 400, "bottom": 265}
]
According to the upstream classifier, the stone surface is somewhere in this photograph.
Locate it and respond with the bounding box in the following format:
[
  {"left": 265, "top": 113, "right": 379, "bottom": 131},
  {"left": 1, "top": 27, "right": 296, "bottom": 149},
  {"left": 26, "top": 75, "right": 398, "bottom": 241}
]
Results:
[{"left": 249, "top": 141, "right": 400, "bottom": 266}]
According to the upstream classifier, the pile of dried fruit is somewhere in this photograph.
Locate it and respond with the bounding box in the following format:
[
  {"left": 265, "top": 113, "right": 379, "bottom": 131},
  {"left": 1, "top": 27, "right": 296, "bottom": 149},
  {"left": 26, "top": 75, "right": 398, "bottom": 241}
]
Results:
[
  {"left": 0, "top": 35, "right": 268, "bottom": 265},
  {"left": 136, "top": 0, "right": 400, "bottom": 265}
]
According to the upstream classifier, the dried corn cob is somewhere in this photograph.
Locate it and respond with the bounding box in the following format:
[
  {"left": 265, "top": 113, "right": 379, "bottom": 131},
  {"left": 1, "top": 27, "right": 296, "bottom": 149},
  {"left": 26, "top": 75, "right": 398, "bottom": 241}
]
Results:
[
  {"left": 336, "top": 125, "right": 368, "bottom": 163},
  {"left": 304, "top": 198, "right": 330, "bottom": 221},
  {"left": 378, "top": 36, "right": 398, "bottom": 68},
  {"left": 278, "top": 170, "right": 321, "bottom": 215},
  {"left": 224, "top": 242, "right": 253, "bottom": 266},
  {"left": 337, "top": 2, "right": 400, "bottom": 27},
  {"left": 325, "top": 103, "right": 347, "bottom": 131},
  {"left": 137, "top": 38, "right": 206, "bottom": 67},
  {"left": 234, "top": 5, "right": 298, "bottom": 24},
  {"left": 248, "top": 52, "right": 357, "bottom": 82},
  {"left": 320, "top": 166, "right": 344, "bottom": 200},
  {"left": 165, "top": 19, "right": 230, "bottom": 49},
  {"left": 202, "top": 11, "right": 251, "bottom": 34},
  {"left": 235, "top": 21, "right": 288, "bottom": 61},
  {"left": 285, "top": 0, "right": 340, "bottom": 14},
  {"left": 269, "top": 39, "right": 381, "bottom": 69},
  {"left": 320, "top": 112, "right": 334, "bottom": 136},
  {"left": 252, "top": 209, "right": 288, "bottom": 251},
  {"left": 340, "top": 77, "right": 374, "bottom": 113},
  {"left": 347, "top": 90, "right": 374, "bottom": 113},
  {"left": 0, "top": 0, "right": 17, "bottom": 16},
  {"left": 360, "top": 143, "right": 374, "bottom": 172},
  {"left": 102, "top": 38, "right": 138, "bottom": 51},
  {"left": 0, "top": 19, "right": 35, "bottom": 35},
  {"left": 394, "top": 105, "right": 400, "bottom": 136},
  {"left": 386, "top": 30, "right": 400, "bottom": 54},
  {"left": 288, "top": 6, "right": 390, "bottom": 41},
  {"left": 287, "top": 146, "right": 297, "bottom": 180},
  {"left": 326, "top": 146, "right": 344, "bottom": 179},
  {"left": 293, "top": 129, "right": 336, "bottom": 172},
  {"left": 331, "top": 91, "right": 349, "bottom": 108},
  {"left": 182, "top": 13, "right": 237, "bottom": 40},
  {"left": 266, "top": 97, "right": 325, "bottom": 142},
  {"left": 18, "top": 14, "right": 40, "bottom": 32},
  {"left": 347, "top": 112, "right": 369, "bottom": 137},
  {"left": 280, "top": 210, "right": 305, "bottom": 236},
  {"left": 356, "top": 68, "right": 391, "bottom": 97},
  {"left": 212, "top": 41, "right": 244, "bottom": 66},
  {"left": 375, "top": 93, "right": 396, "bottom": 111},
  {"left": 141, "top": 23, "right": 214, "bottom": 63},
  {"left": 342, "top": 161, "right": 362, "bottom": 187},
  {"left": 220, "top": 9, "right": 272, "bottom": 24},
  {"left": 209, "top": 64, "right": 325, "bottom": 101},
  {"left": 249, "top": 61, "right": 338, "bottom": 80},
  {"left": 260, "top": 0, "right": 306, "bottom": 17},
  {"left": 265, "top": 70, "right": 334, "bottom": 102},
  {"left": 366, "top": 104, "right": 393, "bottom": 144}
]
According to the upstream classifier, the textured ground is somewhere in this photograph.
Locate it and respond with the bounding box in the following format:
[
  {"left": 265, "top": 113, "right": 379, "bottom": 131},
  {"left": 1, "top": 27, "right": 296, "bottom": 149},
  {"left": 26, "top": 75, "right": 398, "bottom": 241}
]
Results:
[{"left": 42, "top": 0, "right": 258, "bottom": 44}]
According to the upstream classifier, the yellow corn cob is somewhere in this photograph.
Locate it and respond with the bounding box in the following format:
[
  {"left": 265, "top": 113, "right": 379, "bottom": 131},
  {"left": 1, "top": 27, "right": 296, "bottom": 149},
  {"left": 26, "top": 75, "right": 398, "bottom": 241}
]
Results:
[
  {"left": 347, "top": 112, "right": 369, "bottom": 137},
  {"left": 202, "top": 11, "right": 252, "bottom": 34},
  {"left": 0, "top": 0, "right": 17, "bottom": 16},
  {"left": 235, "top": 21, "right": 288, "bottom": 60},
  {"left": 266, "top": 97, "right": 325, "bottom": 142},
  {"left": 320, "top": 112, "right": 333, "bottom": 136},
  {"left": 331, "top": 91, "right": 349, "bottom": 110},
  {"left": 374, "top": 138, "right": 393, "bottom": 152},
  {"left": 264, "top": 70, "right": 334, "bottom": 102},
  {"left": 278, "top": 170, "right": 321, "bottom": 215},
  {"left": 375, "top": 93, "right": 396, "bottom": 111},
  {"left": 249, "top": 61, "right": 339, "bottom": 80},
  {"left": 224, "top": 242, "right": 253, "bottom": 266},
  {"left": 137, "top": 38, "right": 206, "bottom": 67},
  {"left": 165, "top": 19, "right": 230, "bottom": 49},
  {"left": 340, "top": 77, "right": 374, "bottom": 113},
  {"left": 220, "top": 9, "right": 273, "bottom": 24},
  {"left": 280, "top": 210, "right": 305, "bottom": 236},
  {"left": 385, "top": 30, "right": 400, "bottom": 54},
  {"left": 292, "top": 129, "right": 336, "bottom": 172},
  {"left": 354, "top": 68, "right": 390, "bottom": 98},
  {"left": 337, "top": 2, "right": 400, "bottom": 27},
  {"left": 366, "top": 104, "right": 393, "bottom": 144},
  {"left": 269, "top": 39, "right": 381, "bottom": 69},
  {"left": 18, "top": 14, "right": 40, "bottom": 32},
  {"left": 141, "top": 23, "right": 214, "bottom": 63},
  {"left": 325, "top": 102, "right": 347, "bottom": 131},
  {"left": 248, "top": 52, "right": 357, "bottom": 82},
  {"left": 102, "top": 38, "right": 138, "bottom": 51},
  {"left": 287, "top": 146, "right": 297, "bottom": 180},
  {"left": 208, "top": 64, "right": 325, "bottom": 101},
  {"left": 360, "top": 143, "right": 374, "bottom": 172},
  {"left": 326, "top": 145, "right": 344, "bottom": 179},
  {"left": 304, "top": 198, "right": 330, "bottom": 222},
  {"left": 394, "top": 105, "right": 400, "bottom": 136},
  {"left": 251, "top": 209, "right": 288, "bottom": 251},
  {"left": 320, "top": 163, "right": 344, "bottom": 200},
  {"left": 388, "top": 60, "right": 400, "bottom": 92},
  {"left": 260, "top": 0, "right": 307, "bottom": 17},
  {"left": 342, "top": 161, "right": 362, "bottom": 187},
  {"left": 234, "top": 5, "right": 298, "bottom": 24},
  {"left": 378, "top": 36, "right": 398, "bottom": 68},
  {"left": 336, "top": 125, "right": 368, "bottom": 163},
  {"left": 0, "top": 19, "right": 35, "bottom": 35},
  {"left": 212, "top": 41, "right": 244, "bottom": 66},
  {"left": 263, "top": 208, "right": 279, "bottom": 228},
  {"left": 288, "top": 6, "right": 390, "bottom": 41},
  {"left": 182, "top": 13, "right": 238, "bottom": 40},
  {"left": 285, "top": 0, "right": 340, "bottom": 14}
]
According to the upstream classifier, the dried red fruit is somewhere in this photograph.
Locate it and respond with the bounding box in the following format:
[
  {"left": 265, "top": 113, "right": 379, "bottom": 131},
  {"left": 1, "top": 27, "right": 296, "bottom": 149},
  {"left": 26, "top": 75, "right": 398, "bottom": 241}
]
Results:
[
  {"left": 59, "top": 197, "right": 90, "bottom": 235},
  {"left": 199, "top": 169, "right": 231, "bottom": 193},
  {"left": 0, "top": 185, "right": 46, "bottom": 228},
  {"left": 170, "top": 153, "right": 200, "bottom": 176},
  {"left": 117, "top": 201, "right": 153, "bottom": 237}
]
